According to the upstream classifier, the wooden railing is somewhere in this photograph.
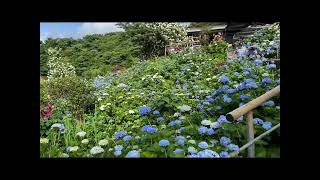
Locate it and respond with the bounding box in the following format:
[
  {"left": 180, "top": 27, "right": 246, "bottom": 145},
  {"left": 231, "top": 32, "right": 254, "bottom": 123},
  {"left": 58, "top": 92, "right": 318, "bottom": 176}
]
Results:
[{"left": 226, "top": 85, "right": 280, "bottom": 158}]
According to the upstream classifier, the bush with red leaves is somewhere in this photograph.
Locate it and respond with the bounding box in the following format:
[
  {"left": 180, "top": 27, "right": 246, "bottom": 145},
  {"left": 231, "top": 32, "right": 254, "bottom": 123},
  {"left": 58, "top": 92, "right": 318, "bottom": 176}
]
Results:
[{"left": 41, "top": 103, "right": 54, "bottom": 120}]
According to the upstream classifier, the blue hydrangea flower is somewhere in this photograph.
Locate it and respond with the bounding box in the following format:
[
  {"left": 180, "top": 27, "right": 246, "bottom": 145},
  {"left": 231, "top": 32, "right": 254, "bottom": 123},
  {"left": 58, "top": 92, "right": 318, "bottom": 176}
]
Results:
[
  {"left": 220, "top": 136, "right": 231, "bottom": 147},
  {"left": 227, "top": 89, "right": 237, "bottom": 94},
  {"left": 174, "top": 148, "right": 184, "bottom": 154},
  {"left": 156, "top": 117, "right": 164, "bottom": 122},
  {"left": 263, "top": 100, "right": 275, "bottom": 107},
  {"left": 266, "top": 64, "right": 277, "bottom": 69},
  {"left": 262, "top": 121, "right": 272, "bottom": 130},
  {"left": 193, "top": 85, "right": 199, "bottom": 89},
  {"left": 254, "top": 59, "right": 263, "bottom": 65},
  {"left": 114, "top": 150, "right": 122, "bottom": 157},
  {"left": 227, "top": 144, "right": 239, "bottom": 151},
  {"left": 153, "top": 111, "right": 160, "bottom": 115},
  {"left": 240, "top": 94, "right": 250, "bottom": 100},
  {"left": 126, "top": 150, "right": 140, "bottom": 158},
  {"left": 141, "top": 125, "right": 157, "bottom": 134},
  {"left": 168, "top": 120, "right": 181, "bottom": 127},
  {"left": 220, "top": 151, "right": 229, "bottom": 158},
  {"left": 177, "top": 139, "right": 185, "bottom": 145},
  {"left": 187, "top": 154, "right": 200, "bottom": 158},
  {"left": 178, "top": 127, "right": 185, "bottom": 133},
  {"left": 237, "top": 116, "right": 244, "bottom": 122},
  {"left": 239, "top": 102, "right": 245, "bottom": 107},
  {"left": 220, "top": 75, "right": 229, "bottom": 84},
  {"left": 223, "top": 94, "right": 232, "bottom": 103},
  {"left": 243, "top": 70, "right": 250, "bottom": 76},
  {"left": 114, "top": 131, "right": 127, "bottom": 140},
  {"left": 118, "top": 83, "right": 128, "bottom": 88},
  {"left": 93, "top": 77, "right": 110, "bottom": 88},
  {"left": 197, "top": 149, "right": 220, "bottom": 158},
  {"left": 159, "top": 139, "right": 170, "bottom": 147},
  {"left": 244, "top": 79, "right": 258, "bottom": 89},
  {"left": 206, "top": 128, "right": 215, "bottom": 135},
  {"left": 253, "top": 118, "right": 264, "bottom": 125},
  {"left": 276, "top": 79, "right": 280, "bottom": 85},
  {"left": 138, "top": 106, "right": 152, "bottom": 116},
  {"left": 221, "top": 85, "right": 230, "bottom": 91},
  {"left": 198, "top": 126, "right": 207, "bottom": 135},
  {"left": 196, "top": 105, "right": 204, "bottom": 110},
  {"left": 115, "top": 145, "right": 123, "bottom": 151},
  {"left": 175, "top": 136, "right": 186, "bottom": 142},
  {"left": 198, "top": 142, "right": 209, "bottom": 149},
  {"left": 234, "top": 72, "right": 239, "bottom": 77},
  {"left": 262, "top": 78, "right": 272, "bottom": 84},
  {"left": 123, "top": 135, "right": 132, "bottom": 142},
  {"left": 217, "top": 115, "right": 230, "bottom": 124},
  {"left": 216, "top": 106, "right": 222, "bottom": 110},
  {"left": 51, "top": 123, "right": 65, "bottom": 133},
  {"left": 237, "top": 82, "right": 246, "bottom": 90}
]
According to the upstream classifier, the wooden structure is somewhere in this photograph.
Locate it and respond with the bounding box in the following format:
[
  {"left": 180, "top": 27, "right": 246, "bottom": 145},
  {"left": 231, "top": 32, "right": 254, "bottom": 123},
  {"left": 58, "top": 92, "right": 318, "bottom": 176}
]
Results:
[{"left": 226, "top": 85, "right": 280, "bottom": 158}]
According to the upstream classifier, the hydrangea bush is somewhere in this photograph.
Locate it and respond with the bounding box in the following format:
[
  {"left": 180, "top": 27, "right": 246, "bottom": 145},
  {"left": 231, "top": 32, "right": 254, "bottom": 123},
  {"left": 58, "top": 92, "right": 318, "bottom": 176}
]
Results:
[{"left": 40, "top": 23, "right": 280, "bottom": 158}]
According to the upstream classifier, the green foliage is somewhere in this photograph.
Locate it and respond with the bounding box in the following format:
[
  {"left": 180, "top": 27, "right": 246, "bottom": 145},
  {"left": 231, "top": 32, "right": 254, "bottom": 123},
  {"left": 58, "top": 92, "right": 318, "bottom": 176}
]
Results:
[
  {"left": 126, "top": 22, "right": 189, "bottom": 59},
  {"left": 40, "top": 23, "right": 280, "bottom": 158},
  {"left": 188, "top": 22, "right": 226, "bottom": 28},
  {"left": 201, "top": 41, "right": 229, "bottom": 60},
  {"left": 47, "top": 76, "right": 95, "bottom": 121},
  {"left": 40, "top": 32, "right": 140, "bottom": 78}
]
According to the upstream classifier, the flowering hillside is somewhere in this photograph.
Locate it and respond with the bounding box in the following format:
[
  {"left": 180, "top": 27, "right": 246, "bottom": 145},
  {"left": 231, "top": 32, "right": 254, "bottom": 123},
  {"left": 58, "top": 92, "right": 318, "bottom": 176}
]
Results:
[{"left": 40, "top": 22, "right": 280, "bottom": 158}]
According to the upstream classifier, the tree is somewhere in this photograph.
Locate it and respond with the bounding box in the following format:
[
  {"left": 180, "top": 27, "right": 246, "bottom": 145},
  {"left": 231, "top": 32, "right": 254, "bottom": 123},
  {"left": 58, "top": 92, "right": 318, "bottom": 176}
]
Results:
[{"left": 125, "top": 22, "right": 189, "bottom": 59}]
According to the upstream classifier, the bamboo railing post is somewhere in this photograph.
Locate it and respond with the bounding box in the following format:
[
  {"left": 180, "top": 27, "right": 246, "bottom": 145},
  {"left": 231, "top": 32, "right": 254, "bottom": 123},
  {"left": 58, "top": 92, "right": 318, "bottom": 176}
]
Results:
[
  {"left": 226, "top": 85, "right": 280, "bottom": 122},
  {"left": 165, "top": 46, "right": 167, "bottom": 56},
  {"left": 228, "top": 123, "right": 280, "bottom": 158},
  {"left": 246, "top": 111, "right": 255, "bottom": 158}
]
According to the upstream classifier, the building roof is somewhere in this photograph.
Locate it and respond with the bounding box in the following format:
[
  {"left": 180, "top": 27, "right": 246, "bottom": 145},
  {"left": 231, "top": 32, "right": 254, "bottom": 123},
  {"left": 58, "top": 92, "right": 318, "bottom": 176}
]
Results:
[{"left": 186, "top": 24, "right": 227, "bottom": 33}]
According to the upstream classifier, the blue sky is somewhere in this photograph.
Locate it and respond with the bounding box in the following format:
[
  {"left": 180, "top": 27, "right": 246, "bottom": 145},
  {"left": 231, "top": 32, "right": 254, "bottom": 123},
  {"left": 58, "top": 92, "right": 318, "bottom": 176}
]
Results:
[{"left": 40, "top": 22, "right": 190, "bottom": 41}]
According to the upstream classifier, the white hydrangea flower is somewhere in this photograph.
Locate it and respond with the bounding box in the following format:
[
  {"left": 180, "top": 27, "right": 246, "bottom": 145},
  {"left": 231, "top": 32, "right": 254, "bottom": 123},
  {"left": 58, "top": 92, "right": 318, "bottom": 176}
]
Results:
[
  {"left": 99, "top": 105, "right": 106, "bottom": 111},
  {"left": 262, "top": 73, "right": 269, "bottom": 77},
  {"left": 179, "top": 116, "right": 186, "bottom": 120},
  {"left": 81, "top": 139, "right": 89, "bottom": 144},
  {"left": 132, "top": 145, "right": 139, "bottom": 149},
  {"left": 98, "top": 139, "right": 109, "bottom": 146},
  {"left": 106, "top": 103, "right": 111, "bottom": 106},
  {"left": 90, "top": 146, "right": 105, "bottom": 155},
  {"left": 201, "top": 120, "right": 212, "bottom": 126},
  {"left": 102, "top": 92, "right": 109, "bottom": 96},
  {"left": 69, "top": 146, "right": 79, "bottom": 152},
  {"left": 188, "top": 140, "right": 196, "bottom": 144},
  {"left": 178, "top": 105, "right": 191, "bottom": 112},
  {"left": 60, "top": 153, "right": 69, "bottom": 158},
  {"left": 109, "top": 148, "right": 113, "bottom": 152},
  {"left": 188, "top": 146, "right": 197, "bottom": 154},
  {"left": 76, "top": 131, "right": 86, "bottom": 138},
  {"left": 128, "top": 110, "right": 135, "bottom": 114},
  {"left": 40, "top": 138, "right": 49, "bottom": 144},
  {"left": 173, "top": 112, "right": 180, "bottom": 117},
  {"left": 210, "top": 122, "right": 219, "bottom": 129}
]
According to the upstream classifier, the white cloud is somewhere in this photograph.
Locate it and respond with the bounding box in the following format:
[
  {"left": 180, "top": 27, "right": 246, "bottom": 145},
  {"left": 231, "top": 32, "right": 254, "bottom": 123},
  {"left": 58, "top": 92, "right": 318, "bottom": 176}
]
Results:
[
  {"left": 78, "top": 23, "right": 123, "bottom": 36},
  {"left": 40, "top": 31, "right": 81, "bottom": 41}
]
